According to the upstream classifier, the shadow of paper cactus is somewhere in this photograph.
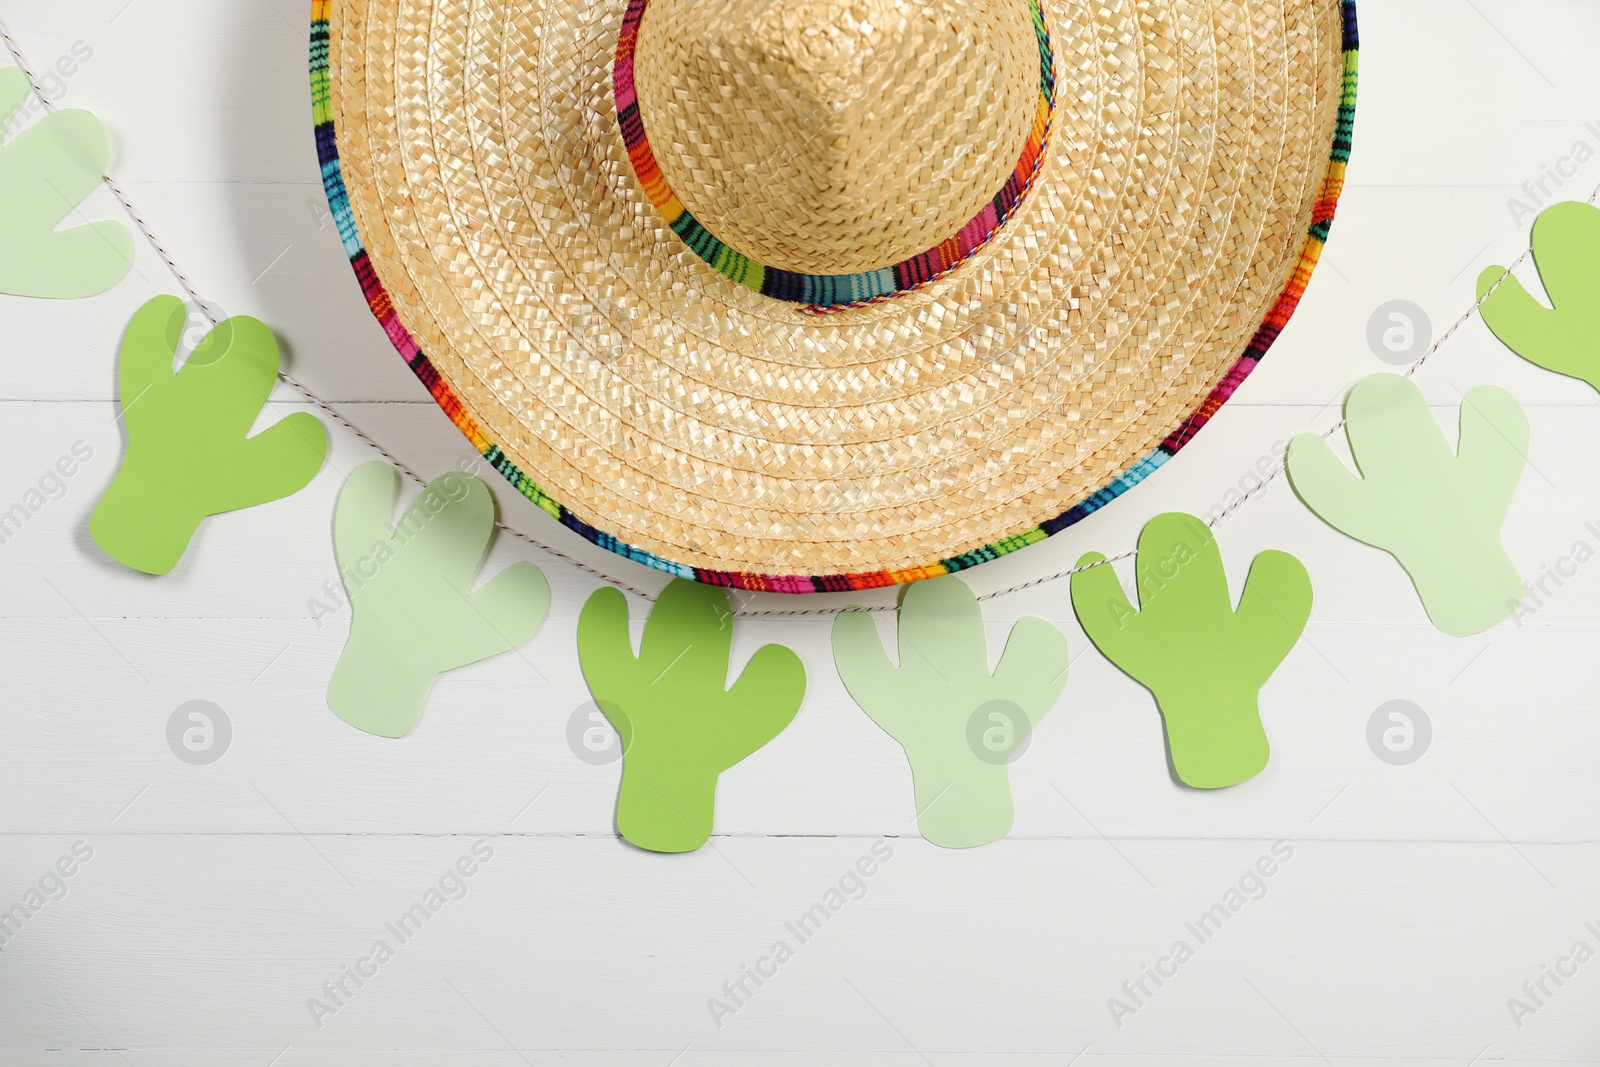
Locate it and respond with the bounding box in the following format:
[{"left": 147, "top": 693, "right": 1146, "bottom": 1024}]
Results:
[
  {"left": 90, "top": 296, "right": 328, "bottom": 574},
  {"left": 0, "top": 67, "right": 132, "bottom": 298},
  {"left": 1071, "top": 513, "right": 1312, "bottom": 790},
  {"left": 1480, "top": 200, "right": 1600, "bottom": 391},
  {"left": 578, "top": 579, "right": 806, "bottom": 854},
  {"left": 832, "top": 576, "right": 1069, "bottom": 849},
  {"left": 328, "top": 463, "right": 550, "bottom": 738},
  {"left": 1286, "top": 374, "right": 1527, "bottom": 637}
]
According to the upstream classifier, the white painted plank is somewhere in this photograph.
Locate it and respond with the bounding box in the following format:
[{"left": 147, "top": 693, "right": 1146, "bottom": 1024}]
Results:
[
  {"left": 0, "top": 836, "right": 1595, "bottom": 1060},
  {"left": 2, "top": 1, "right": 1600, "bottom": 1064},
  {"left": 0, "top": 606, "right": 1595, "bottom": 842},
  {"left": 0, "top": 399, "right": 1593, "bottom": 840}
]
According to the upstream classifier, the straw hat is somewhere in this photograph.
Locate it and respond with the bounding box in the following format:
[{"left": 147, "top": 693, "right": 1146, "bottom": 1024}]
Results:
[{"left": 310, "top": 0, "right": 1357, "bottom": 592}]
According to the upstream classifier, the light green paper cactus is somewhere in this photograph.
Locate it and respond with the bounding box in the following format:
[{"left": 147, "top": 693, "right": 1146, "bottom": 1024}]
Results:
[
  {"left": 1071, "top": 513, "right": 1312, "bottom": 790},
  {"left": 328, "top": 462, "right": 550, "bottom": 738},
  {"left": 832, "top": 575, "right": 1069, "bottom": 849},
  {"left": 1480, "top": 200, "right": 1600, "bottom": 391},
  {"left": 91, "top": 295, "right": 329, "bottom": 574},
  {"left": 1286, "top": 373, "right": 1527, "bottom": 637},
  {"left": 578, "top": 579, "right": 806, "bottom": 854},
  {"left": 0, "top": 67, "right": 132, "bottom": 298}
]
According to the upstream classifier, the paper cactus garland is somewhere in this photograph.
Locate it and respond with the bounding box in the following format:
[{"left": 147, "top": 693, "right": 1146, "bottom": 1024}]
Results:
[
  {"left": 1480, "top": 200, "right": 1600, "bottom": 391},
  {"left": 327, "top": 462, "right": 550, "bottom": 738},
  {"left": 0, "top": 4, "right": 1581, "bottom": 860},
  {"left": 1287, "top": 374, "right": 1528, "bottom": 637},
  {"left": 1071, "top": 513, "right": 1313, "bottom": 790},
  {"left": 833, "top": 576, "right": 1070, "bottom": 849},
  {"left": 0, "top": 67, "right": 132, "bottom": 298},
  {"left": 577, "top": 579, "right": 806, "bottom": 854},
  {"left": 91, "top": 296, "right": 329, "bottom": 574}
]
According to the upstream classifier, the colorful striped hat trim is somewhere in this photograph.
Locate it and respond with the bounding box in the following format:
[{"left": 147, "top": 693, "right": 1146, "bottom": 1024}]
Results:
[
  {"left": 309, "top": 0, "right": 1357, "bottom": 595},
  {"left": 612, "top": 0, "right": 1057, "bottom": 312}
]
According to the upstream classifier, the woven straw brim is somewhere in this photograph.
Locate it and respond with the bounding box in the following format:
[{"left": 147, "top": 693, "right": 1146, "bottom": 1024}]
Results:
[{"left": 310, "top": 0, "right": 1358, "bottom": 593}]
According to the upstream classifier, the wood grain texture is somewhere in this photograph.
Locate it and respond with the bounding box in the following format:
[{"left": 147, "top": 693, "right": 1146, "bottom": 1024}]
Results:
[{"left": 2, "top": 0, "right": 1600, "bottom": 1062}]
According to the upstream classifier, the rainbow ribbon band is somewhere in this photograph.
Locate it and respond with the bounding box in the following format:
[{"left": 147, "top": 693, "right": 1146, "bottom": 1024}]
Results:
[{"left": 612, "top": 0, "right": 1057, "bottom": 310}]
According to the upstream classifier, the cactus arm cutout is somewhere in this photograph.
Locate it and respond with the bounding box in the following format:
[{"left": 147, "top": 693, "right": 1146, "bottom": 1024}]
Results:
[
  {"left": 1071, "top": 513, "right": 1312, "bottom": 790},
  {"left": 1282, "top": 434, "right": 1378, "bottom": 544},
  {"left": 718, "top": 644, "right": 808, "bottom": 768},
  {"left": 327, "top": 463, "right": 550, "bottom": 739},
  {"left": 1344, "top": 373, "right": 1457, "bottom": 473},
  {"left": 832, "top": 576, "right": 1069, "bottom": 849},
  {"left": 1286, "top": 373, "right": 1526, "bottom": 637},
  {"left": 637, "top": 573, "right": 736, "bottom": 693},
  {"left": 578, "top": 579, "right": 806, "bottom": 853},
  {"left": 90, "top": 296, "right": 329, "bottom": 574},
  {"left": 830, "top": 610, "right": 903, "bottom": 720},
  {"left": 219, "top": 414, "right": 335, "bottom": 513},
  {"left": 1234, "top": 551, "right": 1316, "bottom": 672},
  {"left": 1480, "top": 201, "right": 1600, "bottom": 390},
  {"left": 0, "top": 68, "right": 133, "bottom": 299},
  {"left": 990, "top": 616, "right": 1073, "bottom": 718},
  {"left": 457, "top": 563, "right": 555, "bottom": 669},
  {"left": 831, "top": 611, "right": 913, "bottom": 740},
  {"left": 1064, "top": 554, "right": 1148, "bottom": 677}
]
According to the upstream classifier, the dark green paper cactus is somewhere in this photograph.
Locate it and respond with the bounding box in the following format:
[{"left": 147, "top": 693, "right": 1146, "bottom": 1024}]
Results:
[
  {"left": 1071, "top": 513, "right": 1313, "bottom": 789},
  {"left": 1481, "top": 200, "right": 1600, "bottom": 391},
  {"left": 91, "top": 296, "right": 328, "bottom": 574},
  {"left": 578, "top": 579, "right": 806, "bottom": 853}
]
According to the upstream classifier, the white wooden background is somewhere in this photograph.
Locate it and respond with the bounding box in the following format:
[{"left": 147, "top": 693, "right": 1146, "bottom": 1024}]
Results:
[{"left": 2, "top": 0, "right": 1599, "bottom": 1063}]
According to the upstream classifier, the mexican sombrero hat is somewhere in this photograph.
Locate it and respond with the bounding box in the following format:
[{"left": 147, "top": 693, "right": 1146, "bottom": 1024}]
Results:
[{"left": 310, "top": 0, "right": 1357, "bottom": 592}]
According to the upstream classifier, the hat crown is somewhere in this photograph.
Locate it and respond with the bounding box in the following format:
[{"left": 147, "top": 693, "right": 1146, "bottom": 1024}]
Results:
[
  {"left": 756, "top": 0, "right": 894, "bottom": 92},
  {"left": 630, "top": 0, "right": 1041, "bottom": 276}
]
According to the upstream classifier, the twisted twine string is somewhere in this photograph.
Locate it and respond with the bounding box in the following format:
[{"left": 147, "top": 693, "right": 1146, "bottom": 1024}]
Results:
[
  {"left": 0, "top": 17, "right": 1573, "bottom": 619},
  {"left": 0, "top": 17, "right": 659, "bottom": 604}
]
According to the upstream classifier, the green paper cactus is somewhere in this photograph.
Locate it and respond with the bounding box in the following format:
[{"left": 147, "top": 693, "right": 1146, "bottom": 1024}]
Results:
[
  {"left": 1480, "top": 200, "right": 1600, "bottom": 391},
  {"left": 91, "top": 296, "right": 329, "bottom": 574},
  {"left": 328, "top": 462, "right": 550, "bottom": 738},
  {"left": 1071, "top": 513, "right": 1312, "bottom": 790},
  {"left": 578, "top": 579, "right": 806, "bottom": 854},
  {"left": 832, "top": 575, "right": 1069, "bottom": 849},
  {"left": 0, "top": 67, "right": 133, "bottom": 298},
  {"left": 1287, "top": 373, "right": 1527, "bottom": 637}
]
